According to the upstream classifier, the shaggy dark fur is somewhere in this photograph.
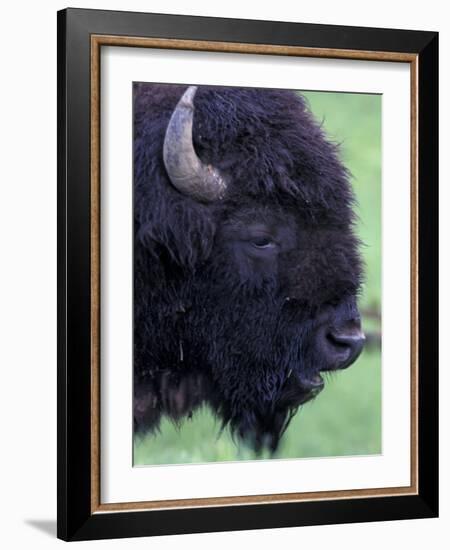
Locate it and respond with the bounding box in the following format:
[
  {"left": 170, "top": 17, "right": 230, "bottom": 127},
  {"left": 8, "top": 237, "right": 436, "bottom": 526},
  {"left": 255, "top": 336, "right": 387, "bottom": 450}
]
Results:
[{"left": 133, "top": 83, "right": 363, "bottom": 452}]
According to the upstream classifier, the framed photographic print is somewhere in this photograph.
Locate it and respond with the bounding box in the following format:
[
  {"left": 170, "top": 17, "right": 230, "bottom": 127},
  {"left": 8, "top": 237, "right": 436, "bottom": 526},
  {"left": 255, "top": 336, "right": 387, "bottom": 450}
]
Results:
[{"left": 57, "top": 8, "right": 438, "bottom": 541}]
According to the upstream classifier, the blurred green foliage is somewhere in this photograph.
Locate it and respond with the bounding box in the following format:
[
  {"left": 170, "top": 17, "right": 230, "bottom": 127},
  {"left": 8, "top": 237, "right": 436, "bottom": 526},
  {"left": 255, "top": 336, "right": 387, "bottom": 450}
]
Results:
[{"left": 134, "top": 90, "right": 382, "bottom": 466}]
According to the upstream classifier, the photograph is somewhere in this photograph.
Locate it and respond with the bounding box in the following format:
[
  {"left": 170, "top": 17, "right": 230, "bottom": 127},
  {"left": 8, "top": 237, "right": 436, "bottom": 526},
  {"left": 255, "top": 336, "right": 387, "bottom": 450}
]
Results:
[
  {"left": 0, "top": 0, "right": 445, "bottom": 546},
  {"left": 55, "top": 6, "right": 438, "bottom": 541},
  {"left": 132, "top": 83, "right": 382, "bottom": 465}
]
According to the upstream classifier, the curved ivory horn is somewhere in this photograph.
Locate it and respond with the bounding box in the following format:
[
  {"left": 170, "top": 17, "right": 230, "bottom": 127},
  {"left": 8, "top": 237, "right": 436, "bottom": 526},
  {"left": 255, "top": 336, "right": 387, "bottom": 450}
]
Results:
[{"left": 163, "top": 86, "right": 227, "bottom": 202}]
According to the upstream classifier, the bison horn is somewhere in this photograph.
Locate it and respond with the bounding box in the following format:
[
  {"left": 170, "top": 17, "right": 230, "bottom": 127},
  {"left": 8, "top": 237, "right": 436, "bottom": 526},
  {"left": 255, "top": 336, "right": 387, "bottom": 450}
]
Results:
[{"left": 163, "top": 86, "right": 227, "bottom": 202}]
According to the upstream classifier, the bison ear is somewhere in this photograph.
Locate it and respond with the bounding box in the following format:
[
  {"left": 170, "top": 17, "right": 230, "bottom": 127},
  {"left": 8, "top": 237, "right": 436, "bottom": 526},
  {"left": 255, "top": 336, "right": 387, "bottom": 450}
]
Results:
[{"left": 136, "top": 194, "right": 216, "bottom": 268}]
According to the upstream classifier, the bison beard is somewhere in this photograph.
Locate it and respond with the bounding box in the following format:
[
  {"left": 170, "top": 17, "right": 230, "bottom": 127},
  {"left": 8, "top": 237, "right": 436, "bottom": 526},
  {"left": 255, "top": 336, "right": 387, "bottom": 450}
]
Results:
[{"left": 133, "top": 83, "right": 365, "bottom": 453}]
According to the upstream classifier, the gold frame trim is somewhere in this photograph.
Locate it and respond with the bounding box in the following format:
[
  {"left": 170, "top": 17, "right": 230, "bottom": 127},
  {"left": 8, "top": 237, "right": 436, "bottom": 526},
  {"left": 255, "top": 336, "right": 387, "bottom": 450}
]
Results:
[{"left": 90, "top": 35, "right": 419, "bottom": 514}]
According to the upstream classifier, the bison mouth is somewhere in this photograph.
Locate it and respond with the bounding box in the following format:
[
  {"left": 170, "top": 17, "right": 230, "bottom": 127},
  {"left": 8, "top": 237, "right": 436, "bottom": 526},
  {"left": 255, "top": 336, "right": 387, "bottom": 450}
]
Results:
[
  {"left": 297, "top": 372, "right": 325, "bottom": 398},
  {"left": 283, "top": 369, "right": 325, "bottom": 405}
]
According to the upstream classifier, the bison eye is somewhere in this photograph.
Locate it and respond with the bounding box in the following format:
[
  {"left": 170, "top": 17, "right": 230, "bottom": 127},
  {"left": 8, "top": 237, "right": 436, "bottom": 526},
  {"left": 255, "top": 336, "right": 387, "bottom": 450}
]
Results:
[{"left": 250, "top": 237, "right": 276, "bottom": 249}]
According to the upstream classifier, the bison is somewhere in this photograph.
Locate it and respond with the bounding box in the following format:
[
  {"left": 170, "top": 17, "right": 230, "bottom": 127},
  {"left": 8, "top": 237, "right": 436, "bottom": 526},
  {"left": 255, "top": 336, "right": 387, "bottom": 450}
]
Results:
[{"left": 133, "top": 83, "right": 365, "bottom": 452}]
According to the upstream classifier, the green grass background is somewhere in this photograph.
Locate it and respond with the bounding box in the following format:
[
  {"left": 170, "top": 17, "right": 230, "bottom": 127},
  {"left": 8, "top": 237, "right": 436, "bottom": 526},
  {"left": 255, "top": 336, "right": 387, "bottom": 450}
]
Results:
[{"left": 134, "top": 90, "right": 382, "bottom": 466}]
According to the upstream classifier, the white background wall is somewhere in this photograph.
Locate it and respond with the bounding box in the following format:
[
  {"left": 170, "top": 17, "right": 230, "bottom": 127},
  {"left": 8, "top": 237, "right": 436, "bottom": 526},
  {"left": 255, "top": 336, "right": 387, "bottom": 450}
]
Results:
[{"left": 0, "top": 1, "right": 447, "bottom": 548}]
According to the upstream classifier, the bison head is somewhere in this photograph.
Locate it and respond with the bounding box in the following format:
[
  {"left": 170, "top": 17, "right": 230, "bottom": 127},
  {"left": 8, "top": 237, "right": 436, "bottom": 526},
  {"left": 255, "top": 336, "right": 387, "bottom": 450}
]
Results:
[{"left": 133, "top": 84, "right": 365, "bottom": 452}]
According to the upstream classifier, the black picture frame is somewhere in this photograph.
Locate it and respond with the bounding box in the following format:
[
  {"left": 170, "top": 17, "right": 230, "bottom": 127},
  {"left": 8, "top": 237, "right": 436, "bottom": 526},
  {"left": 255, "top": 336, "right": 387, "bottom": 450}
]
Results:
[{"left": 57, "top": 7, "right": 438, "bottom": 542}]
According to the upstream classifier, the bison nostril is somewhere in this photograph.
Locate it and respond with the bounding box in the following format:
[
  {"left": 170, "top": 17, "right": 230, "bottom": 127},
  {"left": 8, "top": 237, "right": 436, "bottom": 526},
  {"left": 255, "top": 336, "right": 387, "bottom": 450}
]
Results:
[
  {"left": 323, "top": 327, "right": 366, "bottom": 370},
  {"left": 328, "top": 329, "right": 365, "bottom": 347}
]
